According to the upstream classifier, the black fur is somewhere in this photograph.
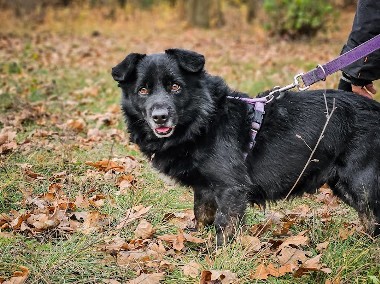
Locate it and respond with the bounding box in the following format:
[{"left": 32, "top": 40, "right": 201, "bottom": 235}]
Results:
[{"left": 112, "top": 49, "right": 380, "bottom": 245}]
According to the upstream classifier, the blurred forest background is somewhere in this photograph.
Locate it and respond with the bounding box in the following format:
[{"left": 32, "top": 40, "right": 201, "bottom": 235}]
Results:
[{"left": 0, "top": 0, "right": 357, "bottom": 33}]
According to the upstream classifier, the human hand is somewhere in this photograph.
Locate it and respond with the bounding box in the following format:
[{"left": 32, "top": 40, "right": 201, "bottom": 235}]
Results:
[{"left": 352, "top": 83, "right": 377, "bottom": 99}]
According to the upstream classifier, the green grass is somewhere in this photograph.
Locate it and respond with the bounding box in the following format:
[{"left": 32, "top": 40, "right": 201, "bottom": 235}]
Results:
[{"left": 0, "top": 7, "right": 379, "bottom": 283}]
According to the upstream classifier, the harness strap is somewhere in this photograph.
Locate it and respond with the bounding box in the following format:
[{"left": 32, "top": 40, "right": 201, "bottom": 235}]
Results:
[{"left": 227, "top": 96, "right": 270, "bottom": 156}]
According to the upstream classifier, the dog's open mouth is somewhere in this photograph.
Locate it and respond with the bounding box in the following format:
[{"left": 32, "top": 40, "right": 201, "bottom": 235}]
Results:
[{"left": 154, "top": 127, "right": 175, "bottom": 138}]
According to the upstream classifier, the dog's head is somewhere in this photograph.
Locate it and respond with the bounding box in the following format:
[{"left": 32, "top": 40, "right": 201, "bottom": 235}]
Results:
[{"left": 112, "top": 49, "right": 211, "bottom": 139}]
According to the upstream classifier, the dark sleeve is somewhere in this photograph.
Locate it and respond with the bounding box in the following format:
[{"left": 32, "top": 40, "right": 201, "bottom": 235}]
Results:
[{"left": 341, "top": 0, "right": 380, "bottom": 83}]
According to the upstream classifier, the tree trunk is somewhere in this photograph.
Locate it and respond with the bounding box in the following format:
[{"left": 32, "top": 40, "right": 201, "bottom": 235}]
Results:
[
  {"left": 246, "top": 0, "right": 258, "bottom": 23},
  {"left": 210, "top": 0, "right": 224, "bottom": 28},
  {"left": 185, "top": 0, "right": 223, "bottom": 28}
]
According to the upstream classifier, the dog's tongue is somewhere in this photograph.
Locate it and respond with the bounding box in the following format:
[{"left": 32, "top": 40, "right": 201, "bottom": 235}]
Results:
[{"left": 155, "top": 127, "right": 171, "bottom": 133}]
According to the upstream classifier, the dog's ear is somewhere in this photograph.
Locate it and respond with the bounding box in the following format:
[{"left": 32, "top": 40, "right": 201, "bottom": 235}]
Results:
[
  {"left": 111, "top": 53, "right": 146, "bottom": 83},
  {"left": 165, "top": 49, "right": 205, "bottom": 73}
]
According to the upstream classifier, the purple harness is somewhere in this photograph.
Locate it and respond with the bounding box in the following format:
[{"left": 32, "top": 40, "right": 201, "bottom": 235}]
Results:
[
  {"left": 226, "top": 96, "right": 269, "bottom": 153},
  {"left": 227, "top": 34, "right": 380, "bottom": 154}
]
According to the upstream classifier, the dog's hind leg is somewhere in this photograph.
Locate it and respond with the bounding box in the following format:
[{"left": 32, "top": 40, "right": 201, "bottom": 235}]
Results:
[
  {"left": 193, "top": 187, "right": 217, "bottom": 230},
  {"left": 328, "top": 172, "right": 380, "bottom": 236}
]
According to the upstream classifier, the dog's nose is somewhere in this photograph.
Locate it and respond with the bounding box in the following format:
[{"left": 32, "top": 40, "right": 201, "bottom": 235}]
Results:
[{"left": 152, "top": 109, "right": 169, "bottom": 124}]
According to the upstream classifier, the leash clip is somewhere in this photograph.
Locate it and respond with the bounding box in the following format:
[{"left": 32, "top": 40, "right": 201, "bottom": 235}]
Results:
[
  {"left": 294, "top": 73, "right": 310, "bottom": 91},
  {"left": 269, "top": 73, "right": 310, "bottom": 95}
]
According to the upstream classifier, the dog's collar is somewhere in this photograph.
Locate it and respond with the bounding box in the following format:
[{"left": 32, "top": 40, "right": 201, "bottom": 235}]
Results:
[{"left": 227, "top": 95, "right": 273, "bottom": 157}]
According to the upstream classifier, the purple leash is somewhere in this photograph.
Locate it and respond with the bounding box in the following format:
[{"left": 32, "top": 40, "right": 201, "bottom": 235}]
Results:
[
  {"left": 269, "top": 33, "right": 380, "bottom": 94},
  {"left": 228, "top": 34, "right": 380, "bottom": 154}
]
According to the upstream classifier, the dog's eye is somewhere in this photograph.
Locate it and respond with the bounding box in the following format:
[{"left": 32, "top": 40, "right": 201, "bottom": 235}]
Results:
[
  {"left": 138, "top": 87, "right": 149, "bottom": 96},
  {"left": 171, "top": 84, "right": 181, "bottom": 93}
]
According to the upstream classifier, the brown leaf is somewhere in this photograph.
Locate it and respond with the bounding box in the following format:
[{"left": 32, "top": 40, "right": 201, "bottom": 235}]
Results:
[
  {"left": 149, "top": 241, "right": 166, "bottom": 255},
  {"left": 89, "top": 194, "right": 106, "bottom": 208},
  {"left": 26, "top": 213, "right": 60, "bottom": 231},
  {"left": 239, "top": 235, "right": 262, "bottom": 251},
  {"left": 277, "top": 247, "right": 311, "bottom": 266},
  {"left": 117, "top": 174, "right": 135, "bottom": 192},
  {"left": 99, "top": 235, "right": 128, "bottom": 253},
  {"left": 316, "top": 241, "right": 329, "bottom": 252},
  {"left": 10, "top": 214, "right": 31, "bottom": 230},
  {"left": 117, "top": 251, "right": 149, "bottom": 266},
  {"left": 127, "top": 273, "right": 165, "bottom": 284},
  {"left": 338, "top": 227, "right": 355, "bottom": 240},
  {"left": 250, "top": 263, "right": 269, "bottom": 280},
  {"left": 250, "top": 222, "right": 272, "bottom": 237},
  {"left": 250, "top": 263, "right": 294, "bottom": 280},
  {"left": 293, "top": 254, "right": 332, "bottom": 277},
  {"left": 66, "top": 118, "right": 86, "bottom": 132},
  {"left": 74, "top": 194, "right": 90, "bottom": 208},
  {"left": 116, "top": 205, "right": 152, "bottom": 229},
  {"left": 183, "top": 233, "right": 206, "bottom": 244},
  {"left": 183, "top": 261, "right": 201, "bottom": 278},
  {"left": 103, "top": 280, "right": 121, "bottom": 284},
  {"left": 159, "top": 260, "right": 175, "bottom": 271},
  {"left": 278, "top": 232, "right": 309, "bottom": 251},
  {"left": 134, "top": 219, "right": 155, "bottom": 239},
  {"left": 86, "top": 159, "right": 125, "bottom": 173},
  {"left": 200, "top": 270, "right": 238, "bottom": 284},
  {"left": 316, "top": 188, "right": 340, "bottom": 207},
  {"left": 0, "top": 129, "right": 16, "bottom": 145},
  {"left": 162, "top": 210, "right": 195, "bottom": 229},
  {"left": 158, "top": 233, "right": 186, "bottom": 251},
  {"left": 23, "top": 168, "right": 44, "bottom": 180},
  {"left": 0, "top": 128, "right": 17, "bottom": 154},
  {"left": 2, "top": 266, "right": 29, "bottom": 284}
]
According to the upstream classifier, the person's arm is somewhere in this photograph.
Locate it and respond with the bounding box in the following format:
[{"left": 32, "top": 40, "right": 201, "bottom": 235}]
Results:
[{"left": 338, "top": 0, "right": 380, "bottom": 98}]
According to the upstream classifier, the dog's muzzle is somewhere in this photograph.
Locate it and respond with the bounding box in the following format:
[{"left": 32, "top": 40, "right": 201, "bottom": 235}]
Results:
[{"left": 149, "top": 107, "right": 176, "bottom": 138}]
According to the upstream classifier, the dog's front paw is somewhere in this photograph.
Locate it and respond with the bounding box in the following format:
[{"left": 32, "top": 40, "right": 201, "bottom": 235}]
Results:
[{"left": 215, "top": 214, "right": 242, "bottom": 247}]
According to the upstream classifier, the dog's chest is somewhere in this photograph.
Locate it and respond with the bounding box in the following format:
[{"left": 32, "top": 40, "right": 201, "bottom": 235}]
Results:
[{"left": 151, "top": 151, "right": 207, "bottom": 187}]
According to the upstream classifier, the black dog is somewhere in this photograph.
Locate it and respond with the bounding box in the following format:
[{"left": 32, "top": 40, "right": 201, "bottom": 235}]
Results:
[{"left": 112, "top": 49, "right": 380, "bottom": 245}]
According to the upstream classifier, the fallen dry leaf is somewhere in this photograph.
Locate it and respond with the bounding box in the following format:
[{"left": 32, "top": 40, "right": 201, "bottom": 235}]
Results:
[
  {"left": 162, "top": 210, "right": 195, "bottom": 229},
  {"left": 2, "top": 266, "right": 29, "bottom": 284},
  {"left": 277, "top": 231, "right": 309, "bottom": 251},
  {"left": 134, "top": 219, "right": 155, "bottom": 239},
  {"left": 200, "top": 270, "right": 238, "bottom": 284},
  {"left": 116, "top": 205, "right": 152, "bottom": 229},
  {"left": 127, "top": 273, "right": 165, "bottom": 284},
  {"left": 277, "top": 247, "right": 311, "bottom": 266},
  {"left": 316, "top": 241, "right": 329, "bottom": 252},
  {"left": 103, "top": 280, "right": 121, "bottom": 284},
  {"left": 239, "top": 235, "right": 262, "bottom": 251},
  {"left": 338, "top": 227, "right": 355, "bottom": 240},
  {"left": 183, "top": 261, "right": 201, "bottom": 278},
  {"left": 66, "top": 118, "right": 86, "bottom": 132},
  {"left": 250, "top": 263, "right": 294, "bottom": 280},
  {"left": 293, "top": 254, "right": 332, "bottom": 277},
  {"left": 89, "top": 194, "right": 106, "bottom": 208},
  {"left": 158, "top": 233, "right": 186, "bottom": 251},
  {"left": 0, "top": 127, "right": 17, "bottom": 154},
  {"left": 183, "top": 233, "right": 206, "bottom": 244},
  {"left": 315, "top": 188, "right": 340, "bottom": 207},
  {"left": 22, "top": 166, "right": 44, "bottom": 180},
  {"left": 86, "top": 159, "right": 125, "bottom": 173}
]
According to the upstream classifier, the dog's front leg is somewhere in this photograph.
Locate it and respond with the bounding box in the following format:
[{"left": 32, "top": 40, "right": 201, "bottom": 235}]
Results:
[
  {"left": 193, "top": 187, "right": 217, "bottom": 230},
  {"left": 214, "top": 187, "right": 247, "bottom": 246}
]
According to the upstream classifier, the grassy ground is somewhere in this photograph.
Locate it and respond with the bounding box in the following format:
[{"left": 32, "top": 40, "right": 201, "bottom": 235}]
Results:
[{"left": 1, "top": 5, "right": 379, "bottom": 284}]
